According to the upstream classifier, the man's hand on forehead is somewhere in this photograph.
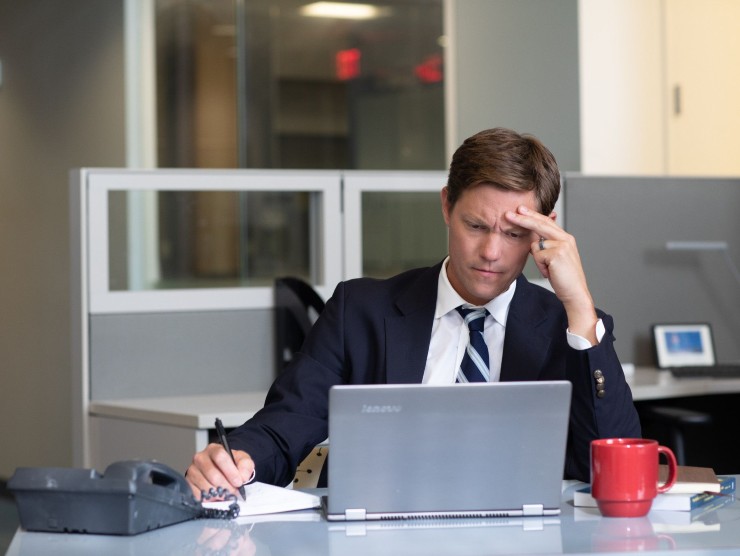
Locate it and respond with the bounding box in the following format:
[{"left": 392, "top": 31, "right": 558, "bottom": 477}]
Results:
[{"left": 505, "top": 205, "right": 598, "bottom": 342}]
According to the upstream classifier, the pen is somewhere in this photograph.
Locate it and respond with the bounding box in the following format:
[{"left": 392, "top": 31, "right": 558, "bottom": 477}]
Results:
[{"left": 215, "top": 417, "right": 246, "bottom": 500}]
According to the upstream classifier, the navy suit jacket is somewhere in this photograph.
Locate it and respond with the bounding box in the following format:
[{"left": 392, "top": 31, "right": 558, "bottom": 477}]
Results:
[{"left": 230, "top": 262, "right": 641, "bottom": 485}]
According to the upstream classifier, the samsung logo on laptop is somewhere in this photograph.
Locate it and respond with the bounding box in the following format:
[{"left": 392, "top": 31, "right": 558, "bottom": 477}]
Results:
[{"left": 361, "top": 404, "right": 402, "bottom": 414}]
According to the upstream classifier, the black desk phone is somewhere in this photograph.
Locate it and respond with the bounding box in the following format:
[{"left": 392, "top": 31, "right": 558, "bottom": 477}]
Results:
[{"left": 9, "top": 459, "right": 239, "bottom": 535}]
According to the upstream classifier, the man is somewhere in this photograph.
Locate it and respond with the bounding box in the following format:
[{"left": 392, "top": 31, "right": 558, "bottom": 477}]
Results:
[{"left": 186, "top": 127, "right": 641, "bottom": 496}]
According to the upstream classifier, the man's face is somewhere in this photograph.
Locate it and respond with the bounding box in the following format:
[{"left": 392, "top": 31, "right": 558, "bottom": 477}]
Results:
[{"left": 441, "top": 184, "right": 538, "bottom": 306}]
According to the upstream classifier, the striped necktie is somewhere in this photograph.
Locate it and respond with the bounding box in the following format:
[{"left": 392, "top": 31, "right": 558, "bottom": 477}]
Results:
[{"left": 456, "top": 306, "right": 489, "bottom": 383}]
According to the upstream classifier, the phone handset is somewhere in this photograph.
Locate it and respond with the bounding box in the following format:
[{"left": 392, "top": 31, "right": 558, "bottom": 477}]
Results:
[{"left": 104, "top": 460, "right": 193, "bottom": 496}]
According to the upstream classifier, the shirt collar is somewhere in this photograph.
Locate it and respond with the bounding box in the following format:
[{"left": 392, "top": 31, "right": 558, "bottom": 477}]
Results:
[{"left": 435, "top": 256, "right": 516, "bottom": 326}]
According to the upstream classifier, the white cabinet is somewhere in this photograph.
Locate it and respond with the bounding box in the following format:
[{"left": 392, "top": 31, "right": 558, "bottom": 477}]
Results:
[
  {"left": 579, "top": 0, "right": 740, "bottom": 176},
  {"left": 664, "top": 0, "right": 740, "bottom": 175}
]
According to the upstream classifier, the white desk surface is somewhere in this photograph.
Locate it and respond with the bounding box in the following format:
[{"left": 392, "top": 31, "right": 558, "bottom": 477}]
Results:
[
  {"left": 88, "top": 367, "right": 740, "bottom": 431},
  {"left": 628, "top": 366, "right": 740, "bottom": 401},
  {"left": 8, "top": 479, "right": 740, "bottom": 555}
]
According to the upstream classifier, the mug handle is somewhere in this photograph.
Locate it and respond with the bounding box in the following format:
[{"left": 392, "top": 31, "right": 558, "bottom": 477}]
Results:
[{"left": 657, "top": 445, "right": 678, "bottom": 493}]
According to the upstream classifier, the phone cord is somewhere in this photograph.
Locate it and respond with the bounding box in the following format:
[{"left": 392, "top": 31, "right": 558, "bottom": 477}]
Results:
[{"left": 198, "top": 487, "right": 241, "bottom": 520}]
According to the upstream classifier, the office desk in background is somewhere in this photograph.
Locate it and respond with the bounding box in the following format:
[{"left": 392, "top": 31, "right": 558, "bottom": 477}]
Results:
[
  {"left": 87, "top": 391, "right": 268, "bottom": 472},
  {"left": 85, "top": 367, "right": 740, "bottom": 473},
  {"left": 628, "top": 367, "right": 740, "bottom": 401},
  {"left": 630, "top": 368, "right": 740, "bottom": 474},
  {"left": 7, "top": 479, "right": 740, "bottom": 555}
]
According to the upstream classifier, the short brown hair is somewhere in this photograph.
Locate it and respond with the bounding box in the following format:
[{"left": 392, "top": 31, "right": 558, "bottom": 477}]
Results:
[{"left": 445, "top": 127, "right": 560, "bottom": 215}]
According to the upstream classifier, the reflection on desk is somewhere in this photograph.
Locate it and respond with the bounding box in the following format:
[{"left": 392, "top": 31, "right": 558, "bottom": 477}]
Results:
[{"left": 7, "top": 478, "right": 740, "bottom": 556}]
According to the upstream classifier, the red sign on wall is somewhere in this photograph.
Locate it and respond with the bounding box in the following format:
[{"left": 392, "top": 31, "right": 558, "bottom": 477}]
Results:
[{"left": 336, "top": 48, "right": 361, "bottom": 80}]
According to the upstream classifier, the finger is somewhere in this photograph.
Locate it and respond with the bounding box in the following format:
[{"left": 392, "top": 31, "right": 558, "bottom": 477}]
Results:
[
  {"left": 530, "top": 240, "right": 552, "bottom": 279},
  {"left": 208, "top": 444, "right": 250, "bottom": 493},
  {"left": 234, "top": 450, "right": 257, "bottom": 484},
  {"left": 188, "top": 444, "right": 239, "bottom": 497},
  {"left": 209, "top": 446, "right": 256, "bottom": 493},
  {"left": 506, "top": 206, "right": 562, "bottom": 238},
  {"left": 532, "top": 236, "right": 560, "bottom": 254},
  {"left": 185, "top": 462, "right": 211, "bottom": 499}
]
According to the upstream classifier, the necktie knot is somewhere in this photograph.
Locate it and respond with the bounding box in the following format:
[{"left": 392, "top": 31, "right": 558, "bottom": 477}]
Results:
[{"left": 456, "top": 306, "right": 487, "bottom": 333}]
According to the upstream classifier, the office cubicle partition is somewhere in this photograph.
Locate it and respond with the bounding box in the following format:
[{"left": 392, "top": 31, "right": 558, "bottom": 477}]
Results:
[
  {"left": 71, "top": 169, "right": 740, "bottom": 469},
  {"left": 71, "top": 169, "right": 343, "bottom": 467},
  {"left": 563, "top": 173, "right": 740, "bottom": 367},
  {"left": 70, "top": 168, "right": 449, "bottom": 470},
  {"left": 342, "top": 171, "right": 448, "bottom": 279}
]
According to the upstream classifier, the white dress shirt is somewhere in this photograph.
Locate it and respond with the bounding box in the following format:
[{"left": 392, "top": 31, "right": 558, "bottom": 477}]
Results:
[{"left": 421, "top": 257, "right": 604, "bottom": 384}]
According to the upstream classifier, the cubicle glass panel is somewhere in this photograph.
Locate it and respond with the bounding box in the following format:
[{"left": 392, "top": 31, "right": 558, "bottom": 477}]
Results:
[
  {"left": 87, "top": 169, "right": 342, "bottom": 313},
  {"left": 361, "top": 191, "right": 447, "bottom": 278},
  {"left": 108, "top": 190, "right": 313, "bottom": 291},
  {"left": 343, "top": 171, "right": 448, "bottom": 279}
]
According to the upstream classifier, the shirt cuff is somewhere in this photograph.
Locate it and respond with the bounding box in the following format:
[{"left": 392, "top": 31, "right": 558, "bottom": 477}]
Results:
[{"left": 566, "top": 319, "right": 605, "bottom": 350}]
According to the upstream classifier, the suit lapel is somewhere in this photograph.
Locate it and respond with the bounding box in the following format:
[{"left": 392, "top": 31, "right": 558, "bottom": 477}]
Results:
[
  {"left": 385, "top": 264, "right": 440, "bottom": 384},
  {"left": 381, "top": 269, "right": 553, "bottom": 384},
  {"left": 500, "top": 276, "right": 553, "bottom": 381}
]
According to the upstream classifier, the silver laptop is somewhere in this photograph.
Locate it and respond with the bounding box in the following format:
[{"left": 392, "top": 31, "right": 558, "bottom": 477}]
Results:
[{"left": 322, "top": 381, "right": 572, "bottom": 521}]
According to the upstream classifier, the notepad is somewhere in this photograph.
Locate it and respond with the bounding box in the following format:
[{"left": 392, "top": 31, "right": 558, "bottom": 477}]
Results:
[{"left": 202, "top": 481, "right": 321, "bottom": 517}]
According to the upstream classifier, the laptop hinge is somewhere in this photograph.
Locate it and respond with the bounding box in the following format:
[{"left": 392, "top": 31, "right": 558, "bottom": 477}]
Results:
[
  {"left": 522, "top": 504, "right": 544, "bottom": 516},
  {"left": 344, "top": 508, "right": 367, "bottom": 521}
]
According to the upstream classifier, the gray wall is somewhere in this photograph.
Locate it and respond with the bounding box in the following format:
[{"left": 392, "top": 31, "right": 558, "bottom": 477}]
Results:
[
  {"left": 451, "top": 0, "right": 581, "bottom": 171},
  {"left": 0, "top": 1, "right": 125, "bottom": 478},
  {"left": 565, "top": 175, "right": 740, "bottom": 366}
]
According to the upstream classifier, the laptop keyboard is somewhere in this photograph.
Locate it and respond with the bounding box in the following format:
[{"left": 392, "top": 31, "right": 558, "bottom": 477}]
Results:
[{"left": 669, "top": 364, "right": 740, "bottom": 379}]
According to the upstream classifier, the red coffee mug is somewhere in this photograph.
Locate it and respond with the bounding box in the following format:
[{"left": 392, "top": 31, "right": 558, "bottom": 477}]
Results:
[{"left": 591, "top": 438, "right": 677, "bottom": 518}]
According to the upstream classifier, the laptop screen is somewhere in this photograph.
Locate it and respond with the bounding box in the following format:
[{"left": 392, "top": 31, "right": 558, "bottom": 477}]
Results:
[{"left": 324, "top": 381, "right": 572, "bottom": 521}]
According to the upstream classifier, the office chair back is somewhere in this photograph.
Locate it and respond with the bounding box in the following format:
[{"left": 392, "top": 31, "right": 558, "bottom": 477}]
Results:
[{"left": 274, "top": 277, "right": 325, "bottom": 373}]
